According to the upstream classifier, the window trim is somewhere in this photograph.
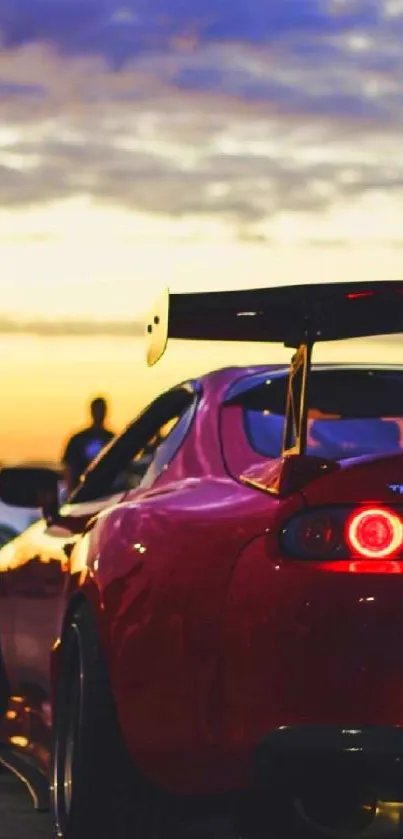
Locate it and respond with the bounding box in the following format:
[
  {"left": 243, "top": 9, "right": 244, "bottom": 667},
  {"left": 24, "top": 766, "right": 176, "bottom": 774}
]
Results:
[
  {"left": 139, "top": 394, "right": 199, "bottom": 490},
  {"left": 67, "top": 380, "right": 201, "bottom": 504}
]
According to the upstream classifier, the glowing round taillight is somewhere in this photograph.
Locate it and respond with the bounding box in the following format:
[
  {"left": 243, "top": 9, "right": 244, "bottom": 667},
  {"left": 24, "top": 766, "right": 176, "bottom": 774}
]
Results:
[{"left": 347, "top": 508, "right": 403, "bottom": 559}]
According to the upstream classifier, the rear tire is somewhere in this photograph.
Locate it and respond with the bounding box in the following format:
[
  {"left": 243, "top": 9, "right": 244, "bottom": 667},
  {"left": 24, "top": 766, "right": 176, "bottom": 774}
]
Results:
[{"left": 50, "top": 601, "right": 167, "bottom": 839}]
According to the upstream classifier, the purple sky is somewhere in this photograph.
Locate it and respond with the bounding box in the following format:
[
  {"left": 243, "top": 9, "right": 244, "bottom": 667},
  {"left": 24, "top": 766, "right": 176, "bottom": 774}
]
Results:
[
  {"left": 0, "top": 1, "right": 402, "bottom": 239},
  {"left": 0, "top": 1, "right": 382, "bottom": 59}
]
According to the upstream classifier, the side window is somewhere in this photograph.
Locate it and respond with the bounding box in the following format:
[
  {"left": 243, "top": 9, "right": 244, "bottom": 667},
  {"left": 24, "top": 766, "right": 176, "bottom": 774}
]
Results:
[
  {"left": 109, "top": 413, "right": 183, "bottom": 494},
  {"left": 110, "top": 400, "right": 198, "bottom": 494},
  {"left": 69, "top": 385, "right": 199, "bottom": 503},
  {"left": 139, "top": 400, "right": 198, "bottom": 490}
]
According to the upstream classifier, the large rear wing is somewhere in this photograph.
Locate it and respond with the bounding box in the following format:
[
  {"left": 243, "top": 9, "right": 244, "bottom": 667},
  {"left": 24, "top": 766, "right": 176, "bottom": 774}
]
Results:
[
  {"left": 146, "top": 281, "right": 403, "bottom": 366},
  {"left": 145, "top": 280, "right": 403, "bottom": 456}
]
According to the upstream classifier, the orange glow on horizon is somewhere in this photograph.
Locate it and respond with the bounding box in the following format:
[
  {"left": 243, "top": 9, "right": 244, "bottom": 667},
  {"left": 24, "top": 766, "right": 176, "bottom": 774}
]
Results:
[{"left": 0, "top": 332, "right": 402, "bottom": 463}]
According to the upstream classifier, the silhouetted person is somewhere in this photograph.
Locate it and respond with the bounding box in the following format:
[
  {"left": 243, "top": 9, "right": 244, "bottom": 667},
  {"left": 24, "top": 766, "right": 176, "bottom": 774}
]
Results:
[{"left": 62, "top": 396, "right": 115, "bottom": 492}]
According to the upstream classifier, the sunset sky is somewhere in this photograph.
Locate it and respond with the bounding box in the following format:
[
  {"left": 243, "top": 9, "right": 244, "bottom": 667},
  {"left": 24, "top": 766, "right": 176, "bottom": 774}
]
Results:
[
  {"left": 2, "top": 0, "right": 403, "bottom": 320},
  {"left": 1, "top": 1, "right": 403, "bottom": 459}
]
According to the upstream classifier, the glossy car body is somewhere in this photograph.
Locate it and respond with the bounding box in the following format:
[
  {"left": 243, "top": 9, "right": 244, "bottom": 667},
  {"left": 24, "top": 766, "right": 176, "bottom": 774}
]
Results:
[
  {"left": 2, "top": 360, "right": 403, "bottom": 800},
  {"left": 3, "top": 279, "right": 403, "bottom": 838}
]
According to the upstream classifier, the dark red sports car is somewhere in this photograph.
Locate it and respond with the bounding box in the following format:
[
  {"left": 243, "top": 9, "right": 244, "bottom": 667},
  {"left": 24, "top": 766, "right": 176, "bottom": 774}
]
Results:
[{"left": 2, "top": 281, "right": 403, "bottom": 839}]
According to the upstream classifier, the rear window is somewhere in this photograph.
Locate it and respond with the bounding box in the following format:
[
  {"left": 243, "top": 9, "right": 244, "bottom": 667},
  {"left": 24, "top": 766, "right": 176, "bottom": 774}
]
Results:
[{"left": 236, "top": 369, "right": 403, "bottom": 461}]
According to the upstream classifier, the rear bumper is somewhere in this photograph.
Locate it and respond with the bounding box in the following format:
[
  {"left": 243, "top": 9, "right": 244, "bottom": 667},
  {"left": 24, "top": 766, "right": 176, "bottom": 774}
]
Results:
[
  {"left": 257, "top": 724, "right": 403, "bottom": 761},
  {"left": 256, "top": 725, "right": 403, "bottom": 801}
]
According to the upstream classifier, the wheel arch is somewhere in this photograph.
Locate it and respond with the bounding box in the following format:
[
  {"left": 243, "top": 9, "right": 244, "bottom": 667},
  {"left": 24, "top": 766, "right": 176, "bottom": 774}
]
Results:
[{"left": 50, "top": 590, "right": 97, "bottom": 712}]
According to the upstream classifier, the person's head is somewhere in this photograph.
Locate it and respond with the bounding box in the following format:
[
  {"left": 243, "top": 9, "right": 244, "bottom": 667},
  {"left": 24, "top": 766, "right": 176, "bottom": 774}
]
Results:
[{"left": 90, "top": 396, "right": 108, "bottom": 428}]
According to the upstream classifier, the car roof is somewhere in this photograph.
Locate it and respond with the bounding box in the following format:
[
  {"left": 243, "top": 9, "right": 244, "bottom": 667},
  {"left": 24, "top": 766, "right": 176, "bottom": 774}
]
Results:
[{"left": 192, "top": 362, "right": 403, "bottom": 404}]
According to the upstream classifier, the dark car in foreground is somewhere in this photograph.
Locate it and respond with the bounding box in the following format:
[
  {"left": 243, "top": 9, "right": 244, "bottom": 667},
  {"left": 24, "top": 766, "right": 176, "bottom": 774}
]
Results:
[{"left": 1, "top": 281, "right": 403, "bottom": 839}]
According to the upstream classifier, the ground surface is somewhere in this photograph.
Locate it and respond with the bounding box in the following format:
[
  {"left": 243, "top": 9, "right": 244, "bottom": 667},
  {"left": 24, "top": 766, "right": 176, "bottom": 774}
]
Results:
[{"left": 0, "top": 767, "right": 52, "bottom": 839}]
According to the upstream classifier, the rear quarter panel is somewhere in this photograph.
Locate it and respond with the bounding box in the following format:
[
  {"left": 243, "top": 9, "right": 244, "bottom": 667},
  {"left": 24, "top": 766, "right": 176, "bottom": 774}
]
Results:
[{"left": 70, "top": 476, "right": 305, "bottom": 792}]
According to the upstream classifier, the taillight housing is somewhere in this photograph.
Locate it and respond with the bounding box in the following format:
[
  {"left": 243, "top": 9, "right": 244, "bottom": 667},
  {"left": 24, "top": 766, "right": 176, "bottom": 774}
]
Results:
[{"left": 281, "top": 506, "right": 403, "bottom": 562}]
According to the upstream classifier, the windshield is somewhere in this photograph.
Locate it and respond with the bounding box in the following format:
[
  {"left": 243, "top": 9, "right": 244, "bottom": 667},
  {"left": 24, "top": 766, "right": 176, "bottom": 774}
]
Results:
[{"left": 234, "top": 368, "right": 403, "bottom": 461}]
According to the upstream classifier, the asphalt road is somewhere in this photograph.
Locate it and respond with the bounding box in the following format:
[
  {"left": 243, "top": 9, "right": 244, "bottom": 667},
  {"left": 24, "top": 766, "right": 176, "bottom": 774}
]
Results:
[{"left": 0, "top": 766, "right": 52, "bottom": 839}]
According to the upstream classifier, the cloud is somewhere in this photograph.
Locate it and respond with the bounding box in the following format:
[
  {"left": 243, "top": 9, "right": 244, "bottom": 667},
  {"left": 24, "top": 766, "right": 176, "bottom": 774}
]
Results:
[
  {"left": 0, "top": 0, "right": 384, "bottom": 62},
  {"left": 0, "top": 81, "right": 44, "bottom": 97},
  {"left": 0, "top": 316, "right": 143, "bottom": 336},
  {"left": 1, "top": 0, "right": 403, "bottom": 236},
  {"left": 2, "top": 123, "right": 403, "bottom": 227}
]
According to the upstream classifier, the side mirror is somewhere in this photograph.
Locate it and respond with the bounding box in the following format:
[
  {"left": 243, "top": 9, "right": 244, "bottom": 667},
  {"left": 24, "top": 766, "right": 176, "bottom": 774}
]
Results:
[
  {"left": 145, "top": 286, "right": 169, "bottom": 366},
  {"left": 0, "top": 466, "right": 60, "bottom": 523}
]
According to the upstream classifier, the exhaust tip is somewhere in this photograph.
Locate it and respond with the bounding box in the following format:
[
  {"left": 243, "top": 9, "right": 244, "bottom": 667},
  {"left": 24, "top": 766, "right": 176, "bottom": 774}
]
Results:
[{"left": 253, "top": 726, "right": 403, "bottom": 838}]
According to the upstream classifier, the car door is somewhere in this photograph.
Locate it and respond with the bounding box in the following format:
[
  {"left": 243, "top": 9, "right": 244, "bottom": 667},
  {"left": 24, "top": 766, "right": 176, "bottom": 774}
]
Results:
[{"left": 1, "top": 383, "right": 199, "bottom": 740}]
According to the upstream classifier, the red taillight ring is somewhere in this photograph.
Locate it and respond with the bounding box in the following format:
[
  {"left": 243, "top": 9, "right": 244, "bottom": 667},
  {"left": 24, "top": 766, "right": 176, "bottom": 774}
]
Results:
[{"left": 347, "top": 507, "right": 403, "bottom": 559}]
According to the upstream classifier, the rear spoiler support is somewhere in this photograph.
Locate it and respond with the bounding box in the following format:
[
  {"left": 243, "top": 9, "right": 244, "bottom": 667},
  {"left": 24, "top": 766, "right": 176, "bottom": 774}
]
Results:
[{"left": 282, "top": 340, "right": 313, "bottom": 456}]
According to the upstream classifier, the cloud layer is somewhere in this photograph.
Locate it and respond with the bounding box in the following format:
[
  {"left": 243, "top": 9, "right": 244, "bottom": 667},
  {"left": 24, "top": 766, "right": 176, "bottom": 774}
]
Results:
[
  {"left": 1, "top": 0, "right": 403, "bottom": 236},
  {"left": 0, "top": 1, "right": 388, "bottom": 60}
]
